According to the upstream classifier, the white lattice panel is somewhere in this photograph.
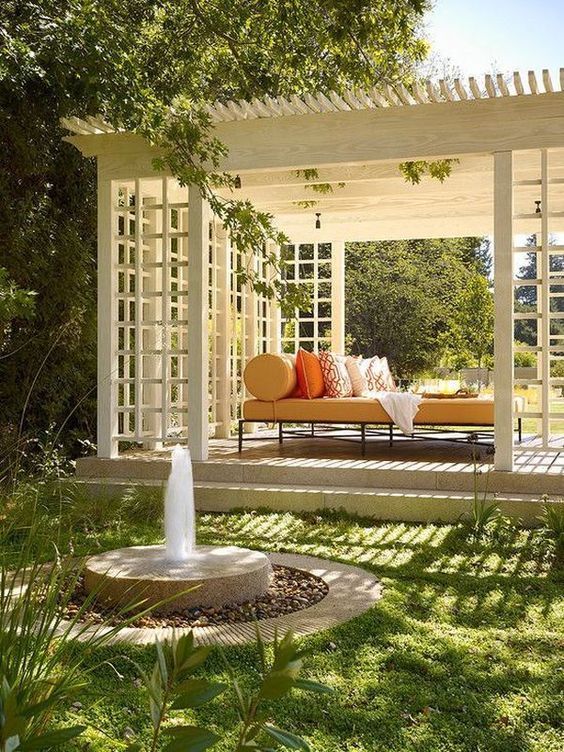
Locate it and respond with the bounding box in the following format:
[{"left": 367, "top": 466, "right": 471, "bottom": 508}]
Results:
[
  {"left": 513, "top": 148, "right": 564, "bottom": 450},
  {"left": 281, "top": 242, "right": 334, "bottom": 353},
  {"left": 113, "top": 177, "right": 189, "bottom": 444}
]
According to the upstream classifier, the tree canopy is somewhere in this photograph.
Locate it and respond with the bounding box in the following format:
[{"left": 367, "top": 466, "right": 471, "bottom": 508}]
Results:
[
  {"left": 345, "top": 238, "right": 491, "bottom": 378},
  {"left": 0, "top": 0, "right": 432, "bottom": 455}
]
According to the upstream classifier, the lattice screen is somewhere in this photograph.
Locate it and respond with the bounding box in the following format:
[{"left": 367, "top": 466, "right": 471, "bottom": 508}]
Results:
[
  {"left": 228, "top": 246, "right": 275, "bottom": 426},
  {"left": 110, "top": 187, "right": 341, "bottom": 445},
  {"left": 281, "top": 242, "right": 333, "bottom": 352},
  {"left": 513, "top": 148, "right": 564, "bottom": 450},
  {"left": 114, "top": 177, "right": 189, "bottom": 444}
]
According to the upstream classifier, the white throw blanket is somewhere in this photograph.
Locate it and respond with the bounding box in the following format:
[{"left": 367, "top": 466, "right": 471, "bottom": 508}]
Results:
[{"left": 363, "top": 391, "right": 422, "bottom": 435}]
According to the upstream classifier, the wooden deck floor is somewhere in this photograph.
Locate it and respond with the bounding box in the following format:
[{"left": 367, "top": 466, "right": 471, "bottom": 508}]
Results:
[
  {"left": 214, "top": 432, "right": 564, "bottom": 474},
  {"left": 74, "top": 433, "right": 564, "bottom": 525},
  {"left": 76, "top": 432, "right": 564, "bottom": 497}
]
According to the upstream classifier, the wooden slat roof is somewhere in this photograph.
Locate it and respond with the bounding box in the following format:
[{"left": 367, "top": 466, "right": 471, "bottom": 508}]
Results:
[
  {"left": 61, "top": 68, "right": 564, "bottom": 135},
  {"left": 204, "top": 68, "right": 563, "bottom": 123}
]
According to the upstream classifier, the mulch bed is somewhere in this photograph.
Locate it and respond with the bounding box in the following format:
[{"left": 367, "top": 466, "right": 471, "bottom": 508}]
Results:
[{"left": 63, "top": 564, "right": 329, "bottom": 629}]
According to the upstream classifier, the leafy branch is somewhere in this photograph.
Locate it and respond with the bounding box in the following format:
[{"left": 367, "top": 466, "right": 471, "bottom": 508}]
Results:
[
  {"left": 398, "top": 158, "right": 460, "bottom": 184},
  {"left": 128, "top": 628, "right": 332, "bottom": 752},
  {"left": 293, "top": 169, "right": 346, "bottom": 208},
  {"left": 148, "top": 100, "right": 310, "bottom": 316}
]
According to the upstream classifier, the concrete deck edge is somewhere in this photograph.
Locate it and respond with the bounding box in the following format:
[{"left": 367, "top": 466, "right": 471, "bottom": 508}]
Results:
[{"left": 75, "top": 478, "right": 563, "bottom": 525}]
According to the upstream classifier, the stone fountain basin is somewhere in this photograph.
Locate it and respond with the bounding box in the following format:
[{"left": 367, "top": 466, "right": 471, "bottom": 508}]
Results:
[{"left": 84, "top": 545, "right": 272, "bottom": 614}]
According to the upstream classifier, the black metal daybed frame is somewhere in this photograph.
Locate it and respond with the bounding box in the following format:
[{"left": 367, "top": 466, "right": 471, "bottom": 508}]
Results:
[{"left": 237, "top": 418, "right": 523, "bottom": 456}]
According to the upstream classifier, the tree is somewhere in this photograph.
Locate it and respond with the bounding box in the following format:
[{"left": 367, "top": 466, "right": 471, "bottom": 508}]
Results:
[
  {"left": 0, "top": 267, "right": 35, "bottom": 350},
  {"left": 443, "top": 274, "right": 494, "bottom": 370},
  {"left": 345, "top": 237, "right": 484, "bottom": 378},
  {"left": 0, "top": 0, "right": 431, "bottom": 453}
]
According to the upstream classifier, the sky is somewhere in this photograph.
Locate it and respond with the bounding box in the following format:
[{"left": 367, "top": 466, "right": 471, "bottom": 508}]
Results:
[{"left": 425, "top": 0, "right": 564, "bottom": 80}]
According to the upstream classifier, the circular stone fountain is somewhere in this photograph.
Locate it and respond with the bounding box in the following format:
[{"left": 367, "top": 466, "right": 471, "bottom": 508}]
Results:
[
  {"left": 83, "top": 446, "right": 272, "bottom": 615},
  {"left": 84, "top": 544, "right": 272, "bottom": 614}
]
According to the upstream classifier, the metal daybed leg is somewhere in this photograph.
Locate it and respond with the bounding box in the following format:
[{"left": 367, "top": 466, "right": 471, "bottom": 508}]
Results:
[
  {"left": 361, "top": 423, "right": 366, "bottom": 456},
  {"left": 389, "top": 424, "right": 394, "bottom": 447},
  {"left": 518, "top": 417, "right": 522, "bottom": 443},
  {"left": 278, "top": 421, "right": 283, "bottom": 444},
  {"left": 238, "top": 420, "right": 244, "bottom": 453},
  {"left": 311, "top": 422, "right": 315, "bottom": 437}
]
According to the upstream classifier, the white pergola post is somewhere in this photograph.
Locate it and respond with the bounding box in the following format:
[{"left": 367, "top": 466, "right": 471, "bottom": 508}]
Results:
[
  {"left": 493, "top": 151, "right": 514, "bottom": 471},
  {"left": 144, "top": 193, "right": 163, "bottom": 451},
  {"left": 540, "top": 149, "right": 550, "bottom": 446},
  {"left": 187, "top": 186, "right": 210, "bottom": 460},
  {"left": 97, "top": 175, "right": 118, "bottom": 458},
  {"left": 331, "top": 240, "right": 346, "bottom": 353},
  {"left": 215, "top": 226, "right": 232, "bottom": 439}
]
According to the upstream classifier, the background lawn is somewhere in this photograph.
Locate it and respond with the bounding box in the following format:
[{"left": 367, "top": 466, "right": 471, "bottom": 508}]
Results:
[{"left": 4, "top": 486, "right": 563, "bottom": 752}]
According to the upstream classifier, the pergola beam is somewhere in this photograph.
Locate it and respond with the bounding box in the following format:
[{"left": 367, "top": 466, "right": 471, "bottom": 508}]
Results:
[
  {"left": 208, "top": 93, "right": 564, "bottom": 172},
  {"left": 67, "top": 91, "right": 564, "bottom": 174}
]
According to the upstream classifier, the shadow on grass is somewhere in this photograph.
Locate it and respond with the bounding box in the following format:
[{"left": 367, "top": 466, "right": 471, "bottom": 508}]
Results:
[{"left": 3, "top": 491, "right": 563, "bottom": 752}]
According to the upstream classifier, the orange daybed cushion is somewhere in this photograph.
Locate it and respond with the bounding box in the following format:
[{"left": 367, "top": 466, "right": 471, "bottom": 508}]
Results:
[
  {"left": 244, "top": 353, "right": 298, "bottom": 401},
  {"left": 243, "top": 397, "right": 496, "bottom": 426}
]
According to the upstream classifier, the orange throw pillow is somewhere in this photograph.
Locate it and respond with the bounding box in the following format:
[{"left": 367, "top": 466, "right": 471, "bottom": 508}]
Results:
[{"left": 295, "top": 349, "right": 325, "bottom": 399}]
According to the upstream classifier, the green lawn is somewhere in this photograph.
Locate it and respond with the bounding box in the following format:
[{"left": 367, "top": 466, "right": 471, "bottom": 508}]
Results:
[{"left": 4, "top": 487, "right": 564, "bottom": 751}]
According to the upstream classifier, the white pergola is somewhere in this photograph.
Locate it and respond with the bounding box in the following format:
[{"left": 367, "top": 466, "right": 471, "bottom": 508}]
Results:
[{"left": 64, "top": 68, "right": 564, "bottom": 471}]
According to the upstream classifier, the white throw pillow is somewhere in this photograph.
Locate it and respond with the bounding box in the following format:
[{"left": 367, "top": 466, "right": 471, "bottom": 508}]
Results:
[
  {"left": 345, "top": 355, "right": 382, "bottom": 396},
  {"left": 378, "top": 356, "right": 397, "bottom": 391}
]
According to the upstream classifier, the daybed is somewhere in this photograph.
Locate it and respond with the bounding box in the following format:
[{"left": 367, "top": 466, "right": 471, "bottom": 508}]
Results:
[{"left": 240, "top": 353, "right": 523, "bottom": 454}]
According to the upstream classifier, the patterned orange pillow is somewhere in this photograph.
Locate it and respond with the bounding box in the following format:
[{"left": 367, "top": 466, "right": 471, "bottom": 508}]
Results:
[
  {"left": 366, "top": 357, "right": 387, "bottom": 392},
  {"left": 295, "top": 349, "right": 325, "bottom": 399},
  {"left": 346, "top": 355, "right": 384, "bottom": 395},
  {"left": 378, "top": 357, "right": 398, "bottom": 391},
  {"left": 319, "top": 351, "right": 353, "bottom": 397}
]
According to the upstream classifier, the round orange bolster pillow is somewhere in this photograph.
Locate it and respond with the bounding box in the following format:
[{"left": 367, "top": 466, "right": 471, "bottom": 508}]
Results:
[{"left": 243, "top": 353, "right": 297, "bottom": 401}]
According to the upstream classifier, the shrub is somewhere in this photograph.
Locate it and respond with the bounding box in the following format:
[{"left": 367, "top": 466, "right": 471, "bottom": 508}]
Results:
[{"left": 538, "top": 502, "right": 564, "bottom": 551}]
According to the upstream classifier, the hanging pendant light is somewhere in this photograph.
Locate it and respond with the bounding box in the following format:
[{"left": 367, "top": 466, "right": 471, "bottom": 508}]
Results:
[
  {"left": 315, "top": 212, "right": 321, "bottom": 229},
  {"left": 234, "top": 175, "right": 242, "bottom": 189}
]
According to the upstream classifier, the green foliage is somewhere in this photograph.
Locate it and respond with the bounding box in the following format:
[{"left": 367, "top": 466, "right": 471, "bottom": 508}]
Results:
[
  {"left": 295, "top": 170, "right": 319, "bottom": 182},
  {"left": 539, "top": 503, "right": 564, "bottom": 550},
  {"left": 0, "top": 267, "right": 35, "bottom": 349},
  {"left": 132, "top": 632, "right": 225, "bottom": 752},
  {"left": 0, "top": 0, "right": 429, "bottom": 452},
  {"left": 126, "top": 625, "right": 330, "bottom": 752},
  {"left": 551, "top": 360, "right": 564, "bottom": 378},
  {"left": 441, "top": 274, "right": 494, "bottom": 370},
  {"left": 469, "top": 497, "right": 501, "bottom": 537},
  {"left": 227, "top": 627, "right": 331, "bottom": 750},
  {"left": 292, "top": 167, "right": 346, "bottom": 209},
  {"left": 345, "top": 238, "right": 487, "bottom": 376},
  {"left": 398, "top": 158, "right": 460, "bottom": 184},
  {"left": 466, "top": 441, "right": 500, "bottom": 538},
  {"left": 293, "top": 201, "right": 317, "bottom": 209},
  {"left": 305, "top": 183, "right": 345, "bottom": 195},
  {"left": 514, "top": 344, "right": 536, "bottom": 368},
  {"left": 0, "top": 497, "right": 135, "bottom": 752}
]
